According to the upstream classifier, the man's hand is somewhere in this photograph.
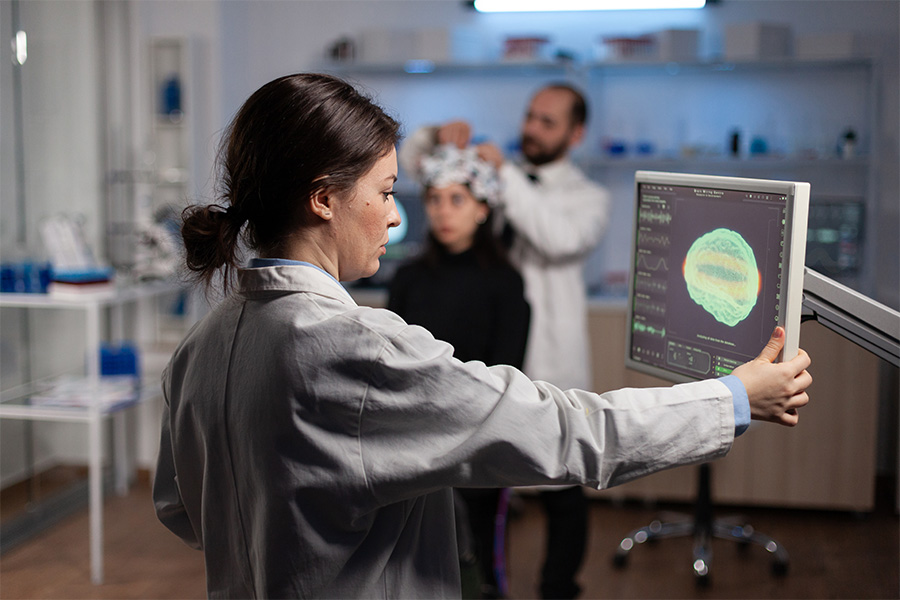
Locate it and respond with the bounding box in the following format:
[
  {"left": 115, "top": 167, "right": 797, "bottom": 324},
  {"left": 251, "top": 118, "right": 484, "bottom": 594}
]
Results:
[
  {"left": 732, "top": 326, "right": 812, "bottom": 426},
  {"left": 437, "top": 121, "right": 472, "bottom": 148},
  {"left": 475, "top": 143, "right": 505, "bottom": 170}
]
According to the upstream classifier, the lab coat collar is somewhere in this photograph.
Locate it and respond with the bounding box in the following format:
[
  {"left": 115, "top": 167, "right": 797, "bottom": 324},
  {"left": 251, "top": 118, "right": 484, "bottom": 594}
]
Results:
[
  {"left": 526, "top": 156, "right": 575, "bottom": 185},
  {"left": 237, "top": 265, "right": 357, "bottom": 305}
]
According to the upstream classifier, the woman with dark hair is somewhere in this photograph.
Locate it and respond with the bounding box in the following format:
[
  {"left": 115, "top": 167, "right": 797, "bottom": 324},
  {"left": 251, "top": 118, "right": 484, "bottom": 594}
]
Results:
[
  {"left": 154, "top": 73, "right": 812, "bottom": 599},
  {"left": 389, "top": 144, "right": 529, "bottom": 370},
  {"left": 180, "top": 72, "right": 402, "bottom": 290},
  {"left": 388, "top": 145, "right": 529, "bottom": 598}
]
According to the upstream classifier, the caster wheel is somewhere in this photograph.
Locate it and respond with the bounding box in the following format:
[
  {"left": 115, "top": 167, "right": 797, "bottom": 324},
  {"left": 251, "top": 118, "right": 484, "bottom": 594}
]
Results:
[{"left": 772, "top": 560, "right": 789, "bottom": 577}]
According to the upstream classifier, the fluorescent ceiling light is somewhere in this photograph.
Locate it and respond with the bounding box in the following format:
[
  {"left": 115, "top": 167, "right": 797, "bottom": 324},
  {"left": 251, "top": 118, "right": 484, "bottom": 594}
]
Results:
[{"left": 474, "top": 0, "right": 706, "bottom": 12}]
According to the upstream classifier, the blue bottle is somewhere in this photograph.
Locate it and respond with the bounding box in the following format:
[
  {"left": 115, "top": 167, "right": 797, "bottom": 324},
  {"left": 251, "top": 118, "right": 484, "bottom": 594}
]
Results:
[{"left": 162, "top": 75, "right": 182, "bottom": 118}]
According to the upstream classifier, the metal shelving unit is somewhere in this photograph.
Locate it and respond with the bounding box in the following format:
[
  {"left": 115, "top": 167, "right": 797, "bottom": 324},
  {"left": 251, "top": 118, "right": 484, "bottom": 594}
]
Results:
[{"left": 0, "top": 280, "right": 182, "bottom": 584}]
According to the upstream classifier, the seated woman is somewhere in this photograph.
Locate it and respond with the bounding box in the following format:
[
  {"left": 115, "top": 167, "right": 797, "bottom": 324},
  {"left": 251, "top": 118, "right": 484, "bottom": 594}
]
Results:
[{"left": 388, "top": 145, "right": 529, "bottom": 598}]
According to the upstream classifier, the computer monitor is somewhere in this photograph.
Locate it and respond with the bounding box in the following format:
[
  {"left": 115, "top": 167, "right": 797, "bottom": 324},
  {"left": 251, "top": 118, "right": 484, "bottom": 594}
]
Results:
[{"left": 625, "top": 171, "right": 810, "bottom": 384}]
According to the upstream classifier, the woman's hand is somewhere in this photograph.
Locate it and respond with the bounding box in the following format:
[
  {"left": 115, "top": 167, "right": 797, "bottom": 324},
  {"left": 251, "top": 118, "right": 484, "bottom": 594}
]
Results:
[{"left": 732, "top": 326, "right": 812, "bottom": 426}]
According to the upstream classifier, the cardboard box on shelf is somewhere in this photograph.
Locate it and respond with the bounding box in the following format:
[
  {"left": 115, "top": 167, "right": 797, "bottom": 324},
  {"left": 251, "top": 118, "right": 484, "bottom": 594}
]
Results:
[
  {"left": 356, "top": 28, "right": 452, "bottom": 65},
  {"left": 414, "top": 29, "right": 450, "bottom": 63},
  {"left": 600, "top": 35, "right": 656, "bottom": 62},
  {"left": 796, "top": 32, "right": 861, "bottom": 60},
  {"left": 725, "top": 22, "right": 791, "bottom": 60},
  {"left": 358, "top": 29, "right": 415, "bottom": 64},
  {"left": 658, "top": 29, "right": 700, "bottom": 62}
]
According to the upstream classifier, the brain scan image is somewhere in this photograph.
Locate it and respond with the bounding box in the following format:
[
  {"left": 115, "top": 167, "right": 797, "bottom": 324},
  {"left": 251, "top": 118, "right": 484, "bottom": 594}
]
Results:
[{"left": 683, "top": 228, "right": 760, "bottom": 327}]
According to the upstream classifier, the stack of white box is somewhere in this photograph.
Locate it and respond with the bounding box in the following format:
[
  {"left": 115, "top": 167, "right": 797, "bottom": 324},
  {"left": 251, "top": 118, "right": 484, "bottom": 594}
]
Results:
[
  {"left": 657, "top": 29, "right": 700, "bottom": 62},
  {"left": 724, "top": 22, "right": 792, "bottom": 60},
  {"left": 358, "top": 28, "right": 450, "bottom": 64},
  {"left": 795, "top": 32, "right": 861, "bottom": 60}
]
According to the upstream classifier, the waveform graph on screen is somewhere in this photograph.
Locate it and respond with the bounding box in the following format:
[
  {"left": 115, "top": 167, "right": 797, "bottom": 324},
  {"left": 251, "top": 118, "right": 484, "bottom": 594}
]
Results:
[
  {"left": 638, "top": 230, "right": 671, "bottom": 248},
  {"left": 633, "top": 321, "right": 666, "bottom": 337},
  {"left": 639, "top": 207, "right": 673, "bottom": 225},
  {"left": 636, "top": 254, "right": 669, "bottom": 272},
  {"left": 682, "top": 228, "right": 761, "bottom": 327}
]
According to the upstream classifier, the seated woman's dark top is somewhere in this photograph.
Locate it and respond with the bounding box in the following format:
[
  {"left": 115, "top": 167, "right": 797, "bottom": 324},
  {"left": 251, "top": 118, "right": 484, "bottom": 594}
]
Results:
[{"left": 388, "top": 247, "right": 529, "bottom": 369}]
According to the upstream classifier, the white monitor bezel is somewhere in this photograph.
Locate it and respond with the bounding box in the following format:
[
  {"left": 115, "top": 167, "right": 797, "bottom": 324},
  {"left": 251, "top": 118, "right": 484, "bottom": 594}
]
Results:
[{"left": 625, "top": 170, "right": 810, "bottom": 384}]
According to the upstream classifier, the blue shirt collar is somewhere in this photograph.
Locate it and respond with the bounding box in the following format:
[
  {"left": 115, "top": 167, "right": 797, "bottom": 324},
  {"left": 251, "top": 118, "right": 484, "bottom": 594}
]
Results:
[{"left": 248, "top": 258, "right": 343, "bottom": 289}]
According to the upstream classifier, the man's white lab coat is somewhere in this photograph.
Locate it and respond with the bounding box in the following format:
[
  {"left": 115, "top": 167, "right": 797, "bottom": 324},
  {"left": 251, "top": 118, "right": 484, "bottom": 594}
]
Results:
[{"left": 496, "top": 159, "right": 609, "bottom": 390}]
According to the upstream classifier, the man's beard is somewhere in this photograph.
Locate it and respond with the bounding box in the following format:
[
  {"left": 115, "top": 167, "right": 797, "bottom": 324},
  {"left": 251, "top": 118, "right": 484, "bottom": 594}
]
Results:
[{"left": 521, "top": 134, "right": 568, "bottom": 166}]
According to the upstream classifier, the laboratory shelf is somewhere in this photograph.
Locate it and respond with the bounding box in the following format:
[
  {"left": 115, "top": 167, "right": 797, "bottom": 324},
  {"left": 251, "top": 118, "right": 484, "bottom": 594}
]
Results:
[
  {"left": 0, "top": 279, "right": 183, "bottom": 584},
  {"left": 579, "top": 156, "right": 870, "bottom": 172},
  {"left": 321, "top": 51, "right": 880, "bottom": 301},
  {"left": 322, "top": 59, "right": 573, "bottom": 77},
  {"left": 0, "top": 279, "right": 181, "bottom": 308},
  {"left": 0, "top": 377, "right": 163, "bottom": 422},
  {"left": 584, "top": 56, "right": 874, "bottom": 76},
  {"left": 322, "top": 56, "right": 874, "bottom": 78}
]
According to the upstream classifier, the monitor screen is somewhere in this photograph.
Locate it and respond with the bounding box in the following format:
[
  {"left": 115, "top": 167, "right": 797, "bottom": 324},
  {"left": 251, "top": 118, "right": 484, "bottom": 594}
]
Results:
[{"left": 625, "top": 171, "right": 810, "bottom": 384}]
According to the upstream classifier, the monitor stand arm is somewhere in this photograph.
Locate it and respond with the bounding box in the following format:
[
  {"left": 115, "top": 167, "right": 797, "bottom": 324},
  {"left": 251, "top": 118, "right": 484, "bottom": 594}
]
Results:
[{"left": 801, "top": 267, "right": 900, "bottom": 368}]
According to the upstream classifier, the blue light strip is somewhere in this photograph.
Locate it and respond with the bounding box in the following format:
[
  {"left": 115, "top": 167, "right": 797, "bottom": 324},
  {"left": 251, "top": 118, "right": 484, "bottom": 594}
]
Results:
[{"left": 404, "top": 60, "right": 436, "bottom": 74}]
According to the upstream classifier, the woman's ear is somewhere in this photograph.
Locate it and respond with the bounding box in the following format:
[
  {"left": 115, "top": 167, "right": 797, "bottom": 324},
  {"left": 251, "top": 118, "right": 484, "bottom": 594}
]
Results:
[
  {"left": 309, "top": 186, "right": 333, "bottom": 221},
  {"left": 475, "top": 202, "right": 490, "bottom": 225}
]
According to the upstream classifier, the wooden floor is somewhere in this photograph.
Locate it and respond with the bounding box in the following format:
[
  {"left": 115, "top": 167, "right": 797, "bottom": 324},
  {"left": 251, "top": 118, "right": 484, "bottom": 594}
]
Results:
[{"left": 1, "top": 471, "right": 897, "bottom": 599}]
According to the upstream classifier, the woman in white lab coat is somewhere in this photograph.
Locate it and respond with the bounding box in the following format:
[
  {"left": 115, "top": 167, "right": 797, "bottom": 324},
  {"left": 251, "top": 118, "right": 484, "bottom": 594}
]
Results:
[{"left": 153, "top": 72, "right": 812, "bottom": 599}]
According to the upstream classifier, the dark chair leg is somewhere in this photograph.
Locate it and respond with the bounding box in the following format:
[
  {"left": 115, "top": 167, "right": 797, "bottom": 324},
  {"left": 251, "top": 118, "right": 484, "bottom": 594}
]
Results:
[{"left": 612, "top": 463, "right": 790, "bottom": 584}]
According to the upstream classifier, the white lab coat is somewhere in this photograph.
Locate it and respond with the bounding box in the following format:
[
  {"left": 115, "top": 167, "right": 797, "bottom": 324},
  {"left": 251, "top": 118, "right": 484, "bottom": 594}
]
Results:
[
  {"left": 154, "top": 265, "right": 735, "bottom": 598},
  {"left": 497, "top": 159, "right": 609, "bottom": 390}
]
